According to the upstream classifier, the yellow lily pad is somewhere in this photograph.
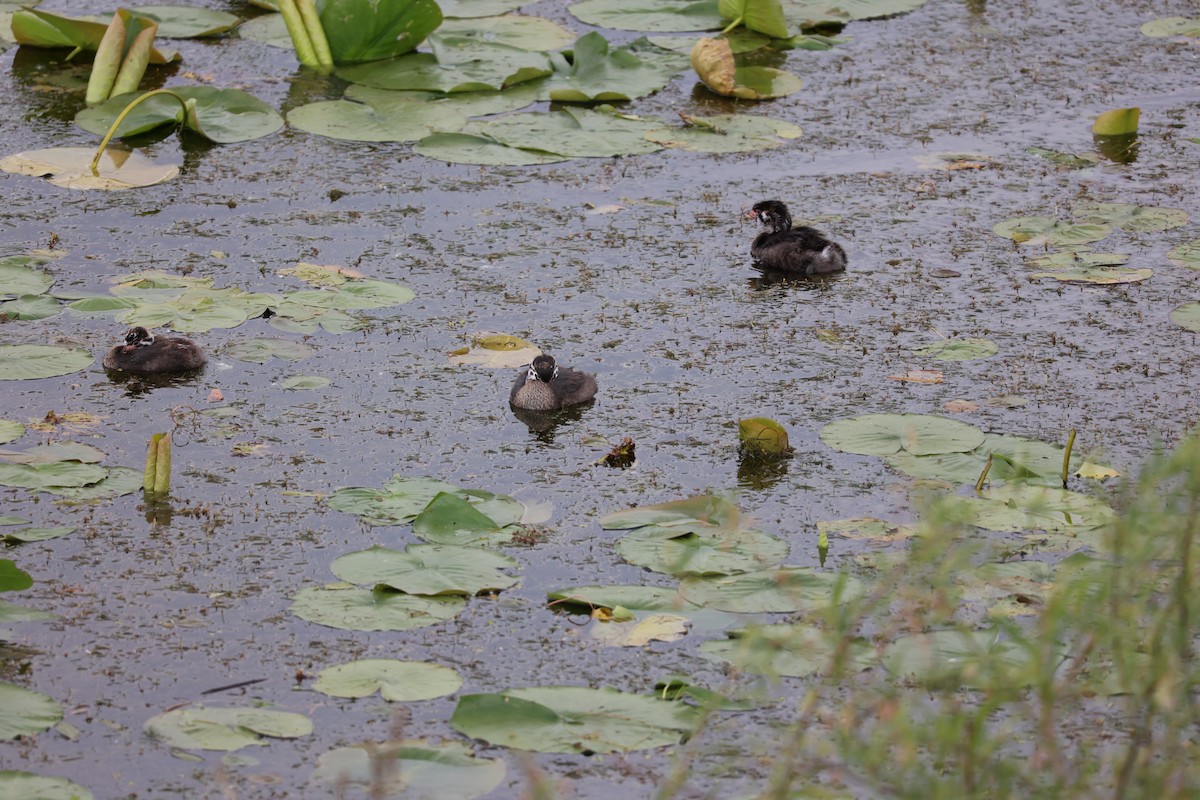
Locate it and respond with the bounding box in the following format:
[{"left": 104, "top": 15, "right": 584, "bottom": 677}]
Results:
[
  {"left": 448, "top": 332, "right": 541, "bottom": 367},
  {"left": 0, "top": 146, "right": 179, "bottom": 189}
]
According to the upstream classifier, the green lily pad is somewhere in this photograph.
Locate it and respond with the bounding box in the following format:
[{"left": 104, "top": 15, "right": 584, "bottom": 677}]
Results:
[
  {"left": 10, "top": 8, "right": 179, "bottom": 62},
  {"left": 224, "top": 338, "right": 315, "bottom": 364},
  {"left": 0, "top": 772, "right": 92, "bottom": 800},
  {"left": 327, "top": 477, "right": 466, "bottom": 526},
  {"left": 75, "top": 87, "right": 283, "bottom": 144},
  {"left": 0, "top": 682, "right": 62, "bottom": 740},
  {"left": 47, "top": 466, "right": 143, "bottom": 500},
  {"left": 547, "top": 584, "right": 702, "bottom": 615},
  {"left": 911, "top": 337, "right": 998, "bottom": 361},
  {"left": 992, "top": 216, "right": 1110, "bottom": 246},
  {"left": 313, "top": 659, "right": 462, "bottom": 700},
  {"left": 1072, "top": 202, "right": 1187, "bottom": 233},
  {"left": 0, "top": 560, "right": 32, "bottom": 592},
  {"left": 465, "top": 107, "right": 663, "bottom": 157},
  {"left": 1167, "top": 240, "right": 1200, "bottom": 271},
  {"left": 679, "top": 567, "right": 864, "bottom": 612},
  {"left": 320, "top": 0, "right": 442, "bottom": 63},
  {"left": 1, "top": 526, "right": 76, "bottom": 543},
  {"left": 615, "top": 527, "right": 788, "bottom": 576},
  {"left": 125, "top": 5, "right": 240, "bottom": 38},
  {"left": 0, "top": 461, "right": 108, "bottom": 491},
  {"left": 943, "top": 484, "right": 1114, "bottom": 534},
  {"left": 439, "top": 14, "right": 577, "bottom": 50},
  {"left": 0, "top": 345, "right": 93, "bottom": 381},
  {"left": 569, "top": 0, "right": 723, "bottom": 32},
  {"left": 414, "top": 132, "right": 568, "bottom": 165},
  {"left": 718, "top": 0, "right": 789, "bottom": 38},
  {"left": 0, "top": 256, "right": 55, "bottom": 297},
  {"left": 0, "top": 599, "right": 57, "bottom": 624},
  {"left": 884, "top": 432, "right": 1110, "bottom": 487},
  {"left": 1027, "top": 251, "right": 1128, "bottom": 269},
  {"left": 440, "top": 0, "right": 527, "bottom": 16},
  {"left": 1026, "top": 146, "right": 1101, "bottom": 169},
  {"left": 1029, "top": 265, "right": 1152, "bottom": 285},
  {"left": 450, "top": 686, "right": 702, "bottom": 753},
  {"left": 699, "top": 623, "right": 875, "bottom": 677},
  {"left": 411, "top": 492, "right": 520, "bottom": 546},
  {"left": 336, "top": 36, "right": 552, "bottom": 92},
  {"left": 0, "top": 420, "right": 24, "bottom": 445},
  {"left": 350, "top": 82, "right": 540, "bottom": 118},
  {"left": 0, "top": 295, "right": 62, "bottom": 321},
  {"left": 1140, "top": 17, "right": 1200, "bottom": 37},
  {"left": 291, "top": 585, "right": 466, "bottom": 631},
  {"left": 645, "top": 112, "right": 801, "bottom": 152},
  {"left": 287, "top": 93, "right": 469, "bottom": 143},
  {"left": 236, "top": 11, "right": 292, "bottom": 48},
  {"left": 1170, "top": 302, "right": 1200, "bottom": 333},
  {"left": 819, "top": 413, "right": 985, "bottom": 457},
  {"left": 309, "top": 740, "right": 506, "bottom": 797},
  {"left": 331, "top": 544, "right": 520, "bottom": 596},
  {"left": 690, "top": 36, "right": 801, "bottom": 99},
  {"left": 542, "top": 32, "right": 687, "bottom": 102},
  {"left": 144, "top": 706, "right": 313, "bottom": 752},
  {"left": 600, "top": 493, "right": 741, "bottom": 532},
  {"left": 281, "top": 375, "right": 330, "bottom": 390},
  {"left": 882, "top": 629, "right": 1042, "bottom": 689}
]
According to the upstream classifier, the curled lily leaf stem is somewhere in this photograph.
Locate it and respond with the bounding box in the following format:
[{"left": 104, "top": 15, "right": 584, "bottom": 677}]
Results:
[{"left": 89, "top": 88, "right": 187, "bottom": 175}]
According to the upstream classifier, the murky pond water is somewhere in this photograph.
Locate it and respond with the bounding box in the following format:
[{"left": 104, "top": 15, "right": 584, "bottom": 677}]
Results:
[{"left": 2, "top": 0, "right": 1199, "bottom": 796}]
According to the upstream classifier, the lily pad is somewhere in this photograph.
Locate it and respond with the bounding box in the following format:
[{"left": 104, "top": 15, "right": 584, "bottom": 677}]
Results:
[
  {"left": 942, "top": 484, "right": 1113, "bottom": 535},
  {"left": 644, "top": 112, "right": 801, "bottom": 153},
  {"left": 0, "top": 295, "right": 62, "bottom": 321},
  {"left": 1029, "top": 265, "right": 1152, "bottom": 285},
  {"left": 313, "top": 659, "right": 462, "bottom": 701},
  {"left": 291, "top": 585, "right": 466, "bottom": 631},
  {"left": 1170, "top": 302, "right": 1200, "bottom": 333},
  {"left": 1167, "top": 241, "right": 1200, "bottom": 271},
  {"left": 884, "top": 432, "right": 1112, "bottom": 487},
  {"left": 0, "top": 560, "right": 32, "bottom": 592},
  {"left": 699, "top": 623, "right": 875, "bottom": 677},
  {"left": 0, "top": 420, "right": 24, "bottom": 445},
  {"left": 224, "top": 338, "right": 315, "bottom": 364},
  {"left": 0, "top": 147, "right": 180, "bottom": 190},
  {"left": 440, "top": 0, "right": 526, "bottom": 16},
  {"left": 0, "top": 772, "right": 93, "bottom": 800},
  {"left": 547, "top": 584, "right": 703, "bottom": 615},
  {"left": 0, "top": 682, "right": 62, "bottom": 740},
  {"left": 327, "top": 476, "right": 466, "bottom": 526},
  {"left": 679, "top": 567, "right": 864, "bottom": 613},
  {"left": 1072, "top": 202, "right": 1187, "bottom": 233},
  {"left": 819, "top": 413, "right": 985, "bottom": 457},
  {"left": 0, "top": 461, "right": 108, "bottom": 490},
  {"left": 331, "top": 544, "right": 520, "bottom": 596},
  {"left": 1140, "top": 17, "right": 1200, "bottom": 37},
  {"left": 410, "top": 492, "right": 521, "bottom": 546},
  {"left": 287, "top": 92, "right": 469, "bottom": 143},
  {"left": 0, "top": 345, "right": 93, "bottom": 380},
  {"left": 10, "top": 8, "right": 179, "bottom": 61},
  {"left": 591, "top": 613, "right": 690, "bottom": 646},
  {"left": 1, "top": 526, "right": 75, "bottom": 543},
  {"left": 125, "top": 5, "right": 240, "bottom": 38},
  {"left": 450, "top": 686, "right": 701, "bottom": 753},
  {"left": 309, "top": 740, "right": 506, "bottom": 798},
  {"left": 542, "top": 32, "right": 688, "bottom": 102},
  {"left": 75, "top": 87, "right": 284, "bottom": 144},
  {"left": 600, "top": 493, "right": 741, "bottom": 532},
  {"left": 319, "top": 0, "right": 442, "bottom": 63},
  {"left": 464, "top": 107, "right": 663, "bottom": 157},
  {"left": 0, "top": 256, "right": 55, "bottom": 297},
  {"left": 144, "top": 706, "right": 313, "bottom": 751},
  {"left": 1027, "top": 251, "right": 1128, "bottom": 269},
  {"left": 281, "top": 375, "right": 330, "bottom": 390},
  {"left": 439, "top": 14, "right": 577, "bottom": 50},
  {"left": 690, "top": 36, "right": 801, "bottom": 99},
  {"left": 47, "top": 466, "right": 143, "bottom": 500},
  {"left": 615, "top": 527, "right": 788, "bottom": 576},
  {"left": 336, "top": 36, "right": 552, "bottom": 92},
  {"left": 569, "top": 0, "right": 723, "bottom": 33},
  {"left": 448, "top": 332, "right": 541, "bottom": 367},
  {"left": 414, "top": 132, "right": 568, "bottom": 165},
  {"left": 911, "top": 337, "right": 998, "bottom": 361},
  {"left": 992, "top": 216, "right": 1111, "bottom": 247},
  {"left": 882, "top": 629, "right": 1042, "bottom": 689},
  {"left": 718, "top": 0, "right": 789, "bottom": 38}
]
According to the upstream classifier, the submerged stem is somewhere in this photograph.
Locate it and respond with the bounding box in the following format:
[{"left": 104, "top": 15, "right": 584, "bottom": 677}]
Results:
[{"left": 89, "top": 88, "right": 187, "bottom": 175}]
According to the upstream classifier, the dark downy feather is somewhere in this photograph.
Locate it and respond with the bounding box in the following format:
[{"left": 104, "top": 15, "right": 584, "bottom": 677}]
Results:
[
  {"left": 510, "top": 354, "right": 598, "bottom": 411},
  {"left": 747, "top": 199, "right": 847, "bottom": 275}
]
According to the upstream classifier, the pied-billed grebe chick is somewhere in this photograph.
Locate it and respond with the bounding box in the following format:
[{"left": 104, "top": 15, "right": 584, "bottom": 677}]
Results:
[
  {"left": 746, "top": 199, "right": 847, "bottom": 275},
  {"left": 510, "top": 354, "right": 597, "bottom": 411},
  {"left": 102, "top": 327, "right": 206, "bottom": 374}
]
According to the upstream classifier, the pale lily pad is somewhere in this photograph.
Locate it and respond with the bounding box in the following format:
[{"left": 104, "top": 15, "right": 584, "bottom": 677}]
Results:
[
  {"left": 0, "top": 600, "right": 54, "bottom": 628},
  {"left": 0, "top": 442, "right": 102, "bottom": 466},
  {"left": 313, "top": 659, "right": 462, "bottom": 700},
  {"left": 569, "top": 0, "right": 723, "bottom": 32},
  {"left": 547, "top": 584, "right": 703, "bottom": 615},
  {"left": 0, "top": 295, "right": 62, "bottom": 320},
  {"left": 414, "top": 132, "right": 568, "bottom": 165},
  {"left": 699, "top": 623, "right": 875, "bottom": 677},
  {"left": 1170, "top": 302, "right": 1200, "bottom": 333},
  {"left": 1026, "top": 146, "right": 1101, "bottom": 168},
  {"left": 542, "top": 32, "right": 688, "bottom": 102},
  {"left": 1, "top": 526, "right": 76, "bottom": 543},
  {"left": 992, "top": 216, "right": 1110, "bottom": 247},
  {"left": 943, "top": 484, "right": 1113, "bottom": 534},
  {"left": 309, "top": 740, "right": 506, "bottom": 798},
  {"left": 911, "top": 338, "right": 998, "bottom": 361},
  {"left": 439, "top": 14, "right": 577, "bottom": 50},
  {"left": 819, "top": 413, "right": 985, "bottom": 457},
  {"left": 1029, "top": 265, "right": 1152, "bottom": 285},
  {"left": 47, "top": 466, "right": 143, "bottom": 500},
  {"left": 1140, "top": 17, "right": 1200, "bottom": 37},
  {"left": 75, "top": 87, "right": 283, "bottom": 144},
  {"left": 126, "top": 5, "right": 240, "bottom": 38},
  {"left": 0, "top": 420, "right": 24, "bottom": 445},
  {"left": 0, "top": 772, "right": 93, "bottom": 800},
  {"left": 600, "top": 493, "right": 741, "bottom": 532},
  {"left": 591, "top": 613, "right": 690, "bottom": 646},
  {"left": 291, "top": 585, "right": 466, "bottom": 631},
  {"left": 0, "top": 147, "right": 180, "bottom": 190},
  {"left": 817, "top": 517, "right": 914, "bottom": 543},
  {"left": 0, "top": 345, "right": 93, "bottom": 380},
  {"left": 885, "top": 432, "right": 1113, "bottom": 487},
  {"left": 645, "top": 112, "right": 801, "bottom": 152},
  {"left": 336, "top": 36, "right": 552, "bottom": 92},
  {"left": 331, "top": 544, "right": 519, "bottom": 596},
  {"left": 0, "top": 462, "right": 108, "bottom": 490},
  {"left": 1072, "top": 203, "right": 1187, "bottom": 233},
  {"left": 441, "top": 0, "right": 527, "bottom": 16},
  {"left": 1027, "top": 251, "right": 1128, "bottom": 269},
  {"left": 144, "top": 706, "right": 313, "bottom": 752},
  {"left": 615, "top": 527, "right": 788, "bottom": 576},
  {"left": 882, "top": 629, "right": 1041, "bottom": 689},
  {"left": 1167, "top": 241, "right": 1200, "bottom": 271},
  {"left": 224, "top": 338, "right": 315, "bottom": 364},
  {"left": 287, "top": 93, "right": 469, "bottom": 143},
  {"left": 281, "top": 375, "right": 330, "bottom": 390},
  {"left": 450, "top": 686, "right": 701, "bottom": 753},
  {"left": 0, "top": 682, "right": 62, "bottom": 740},
  {"left": 0, "top": 256, "right": 55, "bottom": 296},
  {"left": 464, "top": 107, "right": 664, "bottom": 157},
  {"left": 448, "top": 332, "right": 541, "bottom": 367},
  {"left": 679, "top": 567, "right": 864, "bottom": 613}
]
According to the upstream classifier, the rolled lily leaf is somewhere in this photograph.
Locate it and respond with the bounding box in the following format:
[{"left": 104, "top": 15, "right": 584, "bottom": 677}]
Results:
[
  {"left": 1092, "top": 107, "right": 1139, "bottom": 136},
  {"left": 738, "top": 417, "right": 791, "bottom": 455},
  {"left": 88, "top": 10, "right": 159, "bottom": 105},
  {"left": 11, "top": 8, "right": 179, "bottom": 63},
  {"left": 690, "top": 36, "right": 800, "bottom": 99}
]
